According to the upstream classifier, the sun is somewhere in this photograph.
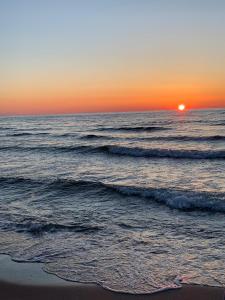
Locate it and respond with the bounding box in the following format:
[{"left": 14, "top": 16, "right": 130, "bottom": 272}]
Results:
[{"left": 178, "top": 104, "right": 186, "bottom": 111}]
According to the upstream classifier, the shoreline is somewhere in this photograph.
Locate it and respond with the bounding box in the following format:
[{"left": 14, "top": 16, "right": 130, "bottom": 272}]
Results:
[{"left": 0, "top": 254, "right": 224, "bottom": 300}]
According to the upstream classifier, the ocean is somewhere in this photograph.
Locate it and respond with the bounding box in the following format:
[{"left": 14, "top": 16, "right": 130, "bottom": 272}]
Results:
[{"left": 0, "top": 109, "right": 225, "bottom": 293}]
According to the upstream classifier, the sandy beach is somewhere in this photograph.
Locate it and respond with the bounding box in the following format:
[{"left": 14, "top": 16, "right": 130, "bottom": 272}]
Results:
[
  {"left": 0, "top": 255, "right": 224, "bottom": 300},
  {"left": 1, "top": 278, "right": 224, "bottom": 300}
]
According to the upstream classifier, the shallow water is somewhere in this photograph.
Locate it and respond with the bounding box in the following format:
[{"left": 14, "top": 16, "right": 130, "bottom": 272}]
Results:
[{"left": 0, "top": 109, "right": 225, "bottom": 293}]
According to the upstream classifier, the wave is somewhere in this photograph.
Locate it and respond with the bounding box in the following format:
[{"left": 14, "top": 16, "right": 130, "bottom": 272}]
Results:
[
  {"left": 140, "top": 135, "right": 225, "bottom": 142},
  {"left": 1, "top": 144, "right": 225, "bottom": 159},
  {"left": 80, "top": 134, "right": 225, "bottom": 142},
  {"left": 80, "top": 134, "right": 114, "bottom": 140},
  {"left": 2, "top": 216, "right": 101, "bottom": 236},
  {"left": 53, "top": 133, "right": 79, "bottom": 137},
  {"left": 92, "top": 145, "right": 225, "bottom": 159},
  {"left": 214, "top": 122, "right": 225, "bottom": 126},
  {"left": 97, "top": 126, "right": 170, "bottom": 132},
  {"left": 8, "top": 132, "right": 49, "bottom": 137},
  {"left": 15, "top": 222, "right": 101, "bottom": 236},
  {"left": 4, "top": 131, "right": 225, "bottom": 142},
  {"left": 0, "top": 127, "right": 13, "bottom": 130},
  {"left": 113, "top": 185, "right": 225, "bottom": 213},
  {"left": 9, "top": 132, "right": 34, "bottom": 136},
  {"left": 0, "top": 145, "right": 81, "bottom": 152},
  {"left": 1, "top": 176, "right": 225, "bottom": 213}
]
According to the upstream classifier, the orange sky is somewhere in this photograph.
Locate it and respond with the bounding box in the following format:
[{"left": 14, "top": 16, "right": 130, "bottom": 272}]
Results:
[
  {"left": 1, "top": 67, "right": 224, "bottom": 114},
  {"left": 1, "top": 1, "right": 225, "bottom": 115}
]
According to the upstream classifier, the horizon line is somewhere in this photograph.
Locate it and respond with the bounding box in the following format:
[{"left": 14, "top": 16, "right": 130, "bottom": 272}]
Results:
[{"left": 0, "top": 106, "right": 224, "bottom": 118}]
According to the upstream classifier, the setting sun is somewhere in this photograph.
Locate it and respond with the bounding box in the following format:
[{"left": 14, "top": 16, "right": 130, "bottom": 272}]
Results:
[{"left": 178, "top": 104, "right": 186, "bottom": 111}]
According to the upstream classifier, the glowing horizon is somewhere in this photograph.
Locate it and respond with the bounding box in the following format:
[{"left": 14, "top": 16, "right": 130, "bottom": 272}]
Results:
[{"left": 0, "top": 0, "right": 225, "bottom": 116}]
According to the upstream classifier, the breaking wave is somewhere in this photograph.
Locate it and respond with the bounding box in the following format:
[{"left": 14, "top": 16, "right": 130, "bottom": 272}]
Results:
[{"left": 1, "top": 176, "right": 225, "bottom": 213}]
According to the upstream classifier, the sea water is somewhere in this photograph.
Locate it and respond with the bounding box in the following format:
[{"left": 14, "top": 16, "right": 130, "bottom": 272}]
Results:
[{"left": 0, "top": 109, "right": 224, "bottom": 293}]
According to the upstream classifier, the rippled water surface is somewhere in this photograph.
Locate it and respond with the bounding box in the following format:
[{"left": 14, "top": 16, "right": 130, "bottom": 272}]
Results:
[{"left": 0, "top": 109, "right": 225, "bottom": 293}]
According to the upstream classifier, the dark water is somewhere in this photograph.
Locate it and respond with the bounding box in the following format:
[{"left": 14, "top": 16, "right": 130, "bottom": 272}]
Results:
[{"left": 0, "top": 109, "right": 225, "bottom": 293}]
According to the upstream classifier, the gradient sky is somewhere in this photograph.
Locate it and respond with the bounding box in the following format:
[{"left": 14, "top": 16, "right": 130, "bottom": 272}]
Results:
[{"left": 1, "top": 0, "right": 225, "bottom": 115}]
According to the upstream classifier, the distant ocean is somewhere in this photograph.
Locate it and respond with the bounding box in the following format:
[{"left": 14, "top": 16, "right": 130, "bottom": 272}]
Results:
[{"left": 0, "top": 109, "right": 225, "bottom": 293}]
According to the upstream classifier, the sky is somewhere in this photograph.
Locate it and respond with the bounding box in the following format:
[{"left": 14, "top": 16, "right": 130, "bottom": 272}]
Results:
[{"left": 0, "top": 0, "right": 225, "bottom": 115}]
